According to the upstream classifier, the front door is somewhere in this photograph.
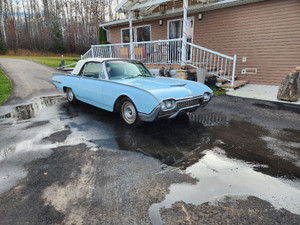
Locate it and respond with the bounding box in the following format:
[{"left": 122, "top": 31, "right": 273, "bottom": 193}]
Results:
[
  {"left": 168, "top": 20, "right": 182, "bottom": 62},
  {"left": 168, "top": 18, "right": 193, "bottom": 62},
  {"left": 77, "top": 62, "right": 104, "bottom": 107}
]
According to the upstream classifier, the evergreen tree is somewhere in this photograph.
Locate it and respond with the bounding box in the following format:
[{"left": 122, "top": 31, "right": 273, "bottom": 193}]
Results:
[
  {"left": 51, "top": 21, "right": 66, "bottom": 53},
  {"left": 0, "top": 38, "right": 7, "bottom": 55}
]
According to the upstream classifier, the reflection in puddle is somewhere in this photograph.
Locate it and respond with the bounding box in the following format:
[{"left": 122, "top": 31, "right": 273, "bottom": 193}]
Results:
[
  {"left": 114, "top": 120, "right": 208, "bottom": 166},
  {"left": 149, "top": 148, "right": 300, "bottom": 225},
  {"left": 0, "top": 96, "right": 65, "bottom": 121},
  {"left": 188, "top": 112, "right": 229, "bottom": 127},
  {"left": 54, "top": 102, "right": 300, "bottom": 177}
]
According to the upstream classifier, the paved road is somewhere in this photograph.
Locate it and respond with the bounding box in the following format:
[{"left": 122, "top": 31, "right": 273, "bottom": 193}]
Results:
[
  {"left": 0, "top": 58, "right": 62, "bottom": 105},
  {"left": 0, "top": 59, "right": 300, "bottom": 225}
]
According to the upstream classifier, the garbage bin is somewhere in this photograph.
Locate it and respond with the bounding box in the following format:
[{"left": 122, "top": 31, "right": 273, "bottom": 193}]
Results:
[
  {"left": 196, "top": 68, "right": 207, "bottom": 83},
  {"left": 205, "top": 76, "right": 217, "bottom": 89}
]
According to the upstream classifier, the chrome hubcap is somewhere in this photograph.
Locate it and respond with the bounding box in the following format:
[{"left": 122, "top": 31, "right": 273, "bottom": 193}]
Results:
[
  {"left": 67, "top": 89, "right": 73, "bottom": 101},
  {"left": 122, "top": 102, "right": 136, "bottom": 124}
]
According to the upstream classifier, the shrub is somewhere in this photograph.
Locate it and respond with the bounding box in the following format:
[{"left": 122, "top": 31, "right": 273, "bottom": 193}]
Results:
[{"left": 0, "top": 38, "right": 7, "bottom": 55}]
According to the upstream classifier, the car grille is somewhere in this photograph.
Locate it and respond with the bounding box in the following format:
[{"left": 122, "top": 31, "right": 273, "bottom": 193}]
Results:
[
  {"left": 159, "top": 97, "right": 202, "bottom": 117},
  {"left": 177, "top": 98, "right": 202, "bottom": 108}
]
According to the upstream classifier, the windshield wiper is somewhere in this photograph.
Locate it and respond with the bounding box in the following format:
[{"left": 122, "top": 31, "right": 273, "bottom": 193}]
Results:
[
  {"left": 124, "top": 74, "right": 152, "bottom": 79},
  {"left": 137, "top": 74, "right": 152, "bottom": 77},
  {"left": 124, "top": 76, "right": 138, "bottom": 79}
]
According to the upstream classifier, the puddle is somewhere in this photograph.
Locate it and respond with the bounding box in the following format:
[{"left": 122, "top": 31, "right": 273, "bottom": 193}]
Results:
[
  {"left": 0, "top": 96, "right": 65, "bottom": 121},
  {"left": 37, "top": 101, "right": 300, "bottom": 178},
  {"left": 1, "top": 96, "right": 299, "bottom": 200},
  {"left": 0, "top": 96, "right": 69, "bottom": 193},
  {"left": 149, "top": 148, "right": 300, "bottom": 225}
]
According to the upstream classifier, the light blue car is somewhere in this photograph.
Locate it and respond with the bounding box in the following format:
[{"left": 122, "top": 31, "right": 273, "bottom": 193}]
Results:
[{"left": 52, "top": 58, "right": 213, "bottom": 126}]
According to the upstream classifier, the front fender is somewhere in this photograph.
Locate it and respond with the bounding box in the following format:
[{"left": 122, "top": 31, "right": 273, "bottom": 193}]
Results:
[{"left": 102, "top": 82, "right": 160, "bottom": 114}]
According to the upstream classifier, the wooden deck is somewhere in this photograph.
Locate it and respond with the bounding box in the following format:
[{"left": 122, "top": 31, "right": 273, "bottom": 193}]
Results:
[{"left": 220, "top": 80, "right": 248, "bottom": 89}]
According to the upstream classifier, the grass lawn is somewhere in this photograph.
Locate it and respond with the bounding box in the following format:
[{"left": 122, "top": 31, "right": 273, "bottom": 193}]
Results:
[
  {"left": 0, "top": 69, "right": 12, "bottom": 105},
  {"left": 213, "top": 87, "right": 227, "bottom": 96},
  {"left": 0, "top": 56, "right": 80, "bottom": 68}
]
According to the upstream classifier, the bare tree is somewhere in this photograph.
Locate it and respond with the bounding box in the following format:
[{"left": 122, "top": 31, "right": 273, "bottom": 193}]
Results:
[{"left": 0, "top": 0, "right": 119, "bottom": 54}]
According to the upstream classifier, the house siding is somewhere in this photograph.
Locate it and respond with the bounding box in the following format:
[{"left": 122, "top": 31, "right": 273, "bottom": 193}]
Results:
[{"left": 109, "top": 0, "right": 300, "bottom": 85}]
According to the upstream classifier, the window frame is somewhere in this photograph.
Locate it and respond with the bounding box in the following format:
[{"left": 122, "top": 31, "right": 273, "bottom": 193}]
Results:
[
  {"left": 121, "top": 27, "right": 135, "bottom": 43},
  {"left": 167, "top": 17, "right": 194, "bottom": 43},
  {"left": 79, "top": 62, "right": 105, "bottom": 79},
  {"left": 135, "top": 24, "right": 151, "bottom": 42}
]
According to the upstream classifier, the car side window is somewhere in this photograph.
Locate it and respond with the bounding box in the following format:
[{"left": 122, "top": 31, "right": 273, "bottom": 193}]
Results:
[
  {"left": 99, "top": 64, "right": 105, "bottom": 79},
  {"left": 81, "top": 62, "right": 103, "bottom": 79}
]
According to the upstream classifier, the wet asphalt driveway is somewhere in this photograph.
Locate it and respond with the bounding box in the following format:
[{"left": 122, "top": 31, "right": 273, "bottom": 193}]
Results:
[{"left": 0, "top": 59, "right": 300, "bottom": 225}]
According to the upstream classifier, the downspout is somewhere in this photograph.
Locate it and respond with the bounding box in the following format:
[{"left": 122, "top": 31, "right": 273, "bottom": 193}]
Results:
[
  {"left": 129, "top": 10, "right": 135, "bottom": 60},
  {"left": 181, "top": 0, "right": 188, "bottom": 66},
  {"left": 102, "top": 26, "right": 109, "bottom": 42}
]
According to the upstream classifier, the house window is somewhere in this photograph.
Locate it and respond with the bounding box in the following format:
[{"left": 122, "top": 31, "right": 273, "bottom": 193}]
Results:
[
  {"left": 121, "top": 28, "right": 134, "bottom": 43},
  {"left": 136, "top": 25, "right": 151, "bottom": 42}
]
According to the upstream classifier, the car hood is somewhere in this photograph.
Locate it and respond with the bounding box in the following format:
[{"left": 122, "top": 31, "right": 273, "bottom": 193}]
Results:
[{"left": 114, "top": 77, "right": 212, "bottom": 101}]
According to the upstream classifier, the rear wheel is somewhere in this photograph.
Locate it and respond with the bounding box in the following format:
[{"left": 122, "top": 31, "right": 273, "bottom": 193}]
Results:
[
  {"left": 120, "top": 98, "right": 143, "bottom": 127},
  {"left": 66, "top": 87, "right": 77, "bottom": 103}
]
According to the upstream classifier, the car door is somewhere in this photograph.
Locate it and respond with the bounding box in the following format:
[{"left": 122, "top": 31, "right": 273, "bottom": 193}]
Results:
[{"left": 76, "top": 62, "right": 105, "bottom": 108}]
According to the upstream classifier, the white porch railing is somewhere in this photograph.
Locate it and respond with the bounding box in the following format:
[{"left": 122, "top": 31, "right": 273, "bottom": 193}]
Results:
[
  {"left": 81, "top": 39, "right": 236, "bottom": 86},
  {"left": 186, "top": 42, "right": 237, "bottom": 86},
  {"left": 81, "top": 39, "right": 182, "bottom": 65}
]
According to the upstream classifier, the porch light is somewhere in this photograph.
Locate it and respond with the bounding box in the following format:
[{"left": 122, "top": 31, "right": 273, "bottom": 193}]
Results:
[
  {"left": 159, "top": 19, "right": 163, "bottom": 26},
  {"left": 198, "top": 13, "right": 203, "bottom": 20},
  {"left": 159, "top": 3, "right": 167, "bottom": 14},
  {"left": 134, "top": 9, "right": 140, "bottom": 18}
]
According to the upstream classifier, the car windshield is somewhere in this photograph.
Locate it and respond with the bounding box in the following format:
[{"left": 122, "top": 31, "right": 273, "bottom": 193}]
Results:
[{"left": 106, "top": 60, "right": 153, "bottom": 80}]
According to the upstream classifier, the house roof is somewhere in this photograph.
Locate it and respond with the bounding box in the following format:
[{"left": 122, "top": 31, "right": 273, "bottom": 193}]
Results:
[{"left": 101, "top": 0, "right": 264, "bottom": 28}]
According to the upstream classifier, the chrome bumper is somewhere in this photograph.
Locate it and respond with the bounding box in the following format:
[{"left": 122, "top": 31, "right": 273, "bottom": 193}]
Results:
[
  {"left": 138, "top": 105, "right": 161, "bottom": 122},
  {"left": 138, "top": 95, "right": 210, "bottom": 122}
]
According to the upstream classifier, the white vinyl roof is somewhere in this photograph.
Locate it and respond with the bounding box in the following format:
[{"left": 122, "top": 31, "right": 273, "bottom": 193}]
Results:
[{"left": 72, "top": 58, "right": 120, "bottom": 74}]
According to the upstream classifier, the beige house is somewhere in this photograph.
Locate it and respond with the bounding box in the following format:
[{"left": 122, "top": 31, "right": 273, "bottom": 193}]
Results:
[{"left": 90, "top": 0, "right": 300, "bottom": 86}]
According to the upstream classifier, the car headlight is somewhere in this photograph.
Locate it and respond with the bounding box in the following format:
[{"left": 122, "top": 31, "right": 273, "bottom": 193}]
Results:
[
  {"left": 165, "top": 100, "right": 172, "bottom": 108},
  {"left": 203, "top": 92, "right": 211, "bottom": 102},
  {"left": 161, "top": 99, "right": 175, "bottom": 111}
]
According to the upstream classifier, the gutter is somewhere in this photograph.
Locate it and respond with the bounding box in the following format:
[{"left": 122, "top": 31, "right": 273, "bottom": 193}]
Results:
[{"left": 100, "top": 0, "right": 265, "bottom": 28}]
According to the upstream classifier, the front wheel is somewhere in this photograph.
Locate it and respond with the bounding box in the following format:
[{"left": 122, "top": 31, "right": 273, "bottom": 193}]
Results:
[
  {"left": 66, "top": 87, "right": 77, "bottom": 103},
  {"left": 120, "top": 98, "right": 143, "bottom": 127}
]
